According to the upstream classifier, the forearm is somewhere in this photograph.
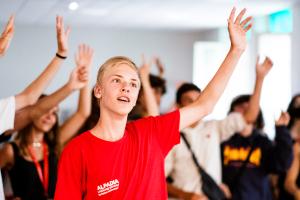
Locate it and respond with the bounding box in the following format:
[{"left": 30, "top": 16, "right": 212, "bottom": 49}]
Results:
[
  {"left": 77, "top": 85, "right": 91, "bottom": 118},
  {"left": 167, "top": 183, "right": 188, "bottom": 199},
  {"left": 285, "top": 180, "right": 299, "bottom": 195},
  {"left": 15, "top": 55, "right": 65, "bottom": 110},
  {"left": 31, "top": 82, "right": 74, "bottom": 119},
  {"left": 141, "top": 76, "right": 159, "bottom": 116},
  {"left": 180, "top": 48, "right": 243, "bottom": 129},
  {"left": 57, "top": 86, "right": 90, "bottom": 147},
  {"left": 195, "top": 47, "right": 243, "bottom": 114},
  {"left": 243, "top": 77, "right": 264, "bottom": 123}
]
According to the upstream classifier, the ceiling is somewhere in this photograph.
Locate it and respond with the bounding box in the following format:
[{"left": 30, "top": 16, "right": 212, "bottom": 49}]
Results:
[{"left": 0, "top": 0, "right": 296, "bottom": 30}]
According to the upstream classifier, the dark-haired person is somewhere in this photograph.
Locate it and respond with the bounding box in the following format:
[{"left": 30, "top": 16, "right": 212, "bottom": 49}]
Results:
[
  {"left": 221, "top": 95, "right": 293, "bottom": 200},
  {"left": 165, "top": 56, "right": 271, "bottom": 200}
]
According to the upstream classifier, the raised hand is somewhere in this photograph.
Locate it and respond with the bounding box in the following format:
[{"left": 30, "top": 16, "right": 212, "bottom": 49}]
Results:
[
  {"left": 153, "top": 57, "right": 164, "bottom": 78},
  {"left": 139, "top": 55, "right": 152, "bottom": 81},
  {"left": 68, "top": 66, "right": 89, "bottom": 90},
  {"left": 56, "top": 16, "right": 71, "bottom": 57},
  {"left": 0, "top": 15, "right": 14, "bottom": 56},
  {"left": 256, "top": 56, "right": 273, "bottom": 79},
  {"left": 75, "top": 44, "right": 94, "bottom": 71},
  {"left": 228, "top": 7, "right": 252, "bottom": 52},
  {"left": 276, "top": 112, "right": 290, "bottom": 126}
]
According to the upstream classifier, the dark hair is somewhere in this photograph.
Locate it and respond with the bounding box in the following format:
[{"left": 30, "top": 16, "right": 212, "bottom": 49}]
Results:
[
  {"left": 229, "top": 94, "right": 265, "bottom": 130},
  {"left": 287, "top": 94, "right": 300, "bottom": 114},
  {"left": 288, "top": 108, "right": 300, "bottom": 129},
  {"left": 149, "top": 74, "right": 167, "bottom": 95},
  {"left": 176, "top": 83, "right": 201, "bottom": 105},
  {"left": 16, "top": 94, "right": 59, "bottom": 155}
]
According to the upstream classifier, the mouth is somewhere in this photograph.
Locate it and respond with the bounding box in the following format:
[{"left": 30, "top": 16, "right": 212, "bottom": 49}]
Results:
[{"left": 117, "top": 96, "right": 130, "bottom": 103}]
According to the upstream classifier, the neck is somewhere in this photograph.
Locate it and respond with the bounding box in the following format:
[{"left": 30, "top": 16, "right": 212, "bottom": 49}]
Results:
[
  {"left": 90, "top": 109, "right": 128, "bottom": 142},
  {"left": 29, "top": 127, "right": 44, "bottom": 144}
]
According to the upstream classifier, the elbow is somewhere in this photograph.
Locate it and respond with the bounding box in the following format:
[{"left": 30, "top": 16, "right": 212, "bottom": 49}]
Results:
[{"left": 20, "top": 90, "right": 38, "bottom": 106}]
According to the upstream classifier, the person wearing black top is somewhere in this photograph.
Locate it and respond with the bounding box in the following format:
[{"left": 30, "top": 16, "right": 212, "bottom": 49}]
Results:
[{"left": 221, "top": 95, "right": 293, "bottom": 200}]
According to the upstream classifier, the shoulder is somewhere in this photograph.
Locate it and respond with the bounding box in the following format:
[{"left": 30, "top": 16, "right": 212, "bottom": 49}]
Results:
[
  {"left": 0, "top": 142, "right": 15, "bottom": 167},
  {"left": 62, "top": 132, "right": 90, "bottom": 154},
  {"left": 127, "top": 110, "right": 180, "bottom": 127}
]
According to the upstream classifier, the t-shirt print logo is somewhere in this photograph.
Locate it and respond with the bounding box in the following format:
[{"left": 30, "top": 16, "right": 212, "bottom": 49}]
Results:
[{"left": 97, "top": 179, "right": 120, "bottom": 196}]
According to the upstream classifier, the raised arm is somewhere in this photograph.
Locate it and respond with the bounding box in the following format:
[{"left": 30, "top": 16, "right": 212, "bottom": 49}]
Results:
[
  {"left": 139, "top": 55, "right": 160, "bottom": 116},
  {"left": 243, "top": 56, "right": 273, "bottom": 123},
  {"left": 58, "top": 44, "right": 93, "bottom": 147},
  {"left": 285, "top": 143, "right": 300, "bottom": 199},
  {"left": 153, "top": 57, "right": 165, "bottom": 78},
  {"left": 14, "top": 16, "right": 71, "bottom": 111},
  {"left": 266, "top": 112, "right": 293, "bottom": 173},
  {"left": 179, "top": 8, "right": 252, "bottom": 130},
  {"left": 0, "top": 15, "right": 14, "bottom": 57}
]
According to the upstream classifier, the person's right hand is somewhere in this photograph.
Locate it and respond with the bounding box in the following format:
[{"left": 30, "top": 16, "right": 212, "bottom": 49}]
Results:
[
  {"left": 256, "top": 56, "right": 273, "bottom": 79},
  {"left": 75, "top": 44, "right": 94, "bottom": 71},
  {"left": 276, "top": 112, "right": 290, "bottom": 126},
  {"left": 56, "top": 16, "right": 70, "bottom": 57},
  {"left": 153, "top": 56, "right": 164, "bottom": 77},
  {"left": 0, "top": 15, "right": 14, "bottom": 57},
  {"left": 68, "top": 65, "right": 89, "bottom": 90},
  {"left": 227, "top": 7, "right": 252, "bottom": 52}
]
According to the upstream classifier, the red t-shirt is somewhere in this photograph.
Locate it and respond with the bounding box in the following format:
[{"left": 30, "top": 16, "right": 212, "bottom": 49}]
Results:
[{"left": 54, "top": 110, "right": 180, "bottom": 200}]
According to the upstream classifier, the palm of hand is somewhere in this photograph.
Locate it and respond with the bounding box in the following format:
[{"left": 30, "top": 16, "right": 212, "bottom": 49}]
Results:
[{"left": 228, "top": 23, "right": 247, "bottom": 51}]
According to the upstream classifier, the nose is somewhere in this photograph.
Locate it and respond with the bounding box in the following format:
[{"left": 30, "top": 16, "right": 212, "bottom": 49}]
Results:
[{"left": 121, "top": 82, "right": 130, "bottom": 93}]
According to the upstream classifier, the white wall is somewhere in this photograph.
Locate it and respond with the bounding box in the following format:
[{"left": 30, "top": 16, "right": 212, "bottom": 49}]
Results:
[
  {"left": 292, "top": 2, "right": 300, "bottom": 95},
  {"left": 0, "top": 25, "right": 208, "bottom": 113}
]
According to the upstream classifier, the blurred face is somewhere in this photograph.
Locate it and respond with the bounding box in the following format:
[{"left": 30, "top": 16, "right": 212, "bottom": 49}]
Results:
[
  {"left": 95, "top": 63, "right": 141, "bottom": 117},
  {"left": 32, "top": 106, "right": 58, "bottom": 133},
  {"left": 233, "top": 102, "right": 249, "bottom": 114},
  {"left": 179, "top": 90, "right": 201, "bottom": 108}
]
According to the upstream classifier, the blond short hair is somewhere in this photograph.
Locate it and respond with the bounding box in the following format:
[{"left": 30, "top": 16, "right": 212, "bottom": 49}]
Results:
[{"left": 96, "top": 56, "right": 139, "bottom": 84}]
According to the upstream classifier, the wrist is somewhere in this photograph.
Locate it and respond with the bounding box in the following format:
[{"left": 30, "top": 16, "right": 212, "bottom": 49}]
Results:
[
  {"left": 229, "top": 46, "right": 245, "bottom": 55},
  {"left": 56, "top": 50, "right": 68, "bottom": 58},
  {"left": 66, "top": 81, "right": 76, "bottom": 92}
]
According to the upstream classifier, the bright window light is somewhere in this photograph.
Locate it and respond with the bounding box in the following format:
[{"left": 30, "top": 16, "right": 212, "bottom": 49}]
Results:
[
  {"left": 258, "top": 34, "right": 291, "bottom": 138},
  {"left": 193, "top": 41, "right": 252, "bottom": 120},
  {"left": 69, "top": 2, "right": 79, "bottom": 11}
]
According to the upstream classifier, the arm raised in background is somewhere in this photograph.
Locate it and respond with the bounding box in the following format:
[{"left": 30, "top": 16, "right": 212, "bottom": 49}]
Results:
[
  {"left": 266, "top": 112, "right": 293, "bottom": 173},
  {"left": 179, "top": 7, "right": 252, "bottom": 130},
  {"left": 14, "top": 16, "right": 71, "bottom": 111},
  {"left": 0, "top": 15, "right": 14, "bottom": 57},
  {"left": 242, "top": 56, "right": 273, "bottom": 124},
  {"left": 285, "top": 143, "right": 300, "bottom": 200},
  {"left": 153, "top": 56, "right": 165, "bottom": 78},
  {"left": 139, "top": 55, "right": 160, "bottom": 116},
  {"left": 58, "top": 44, "right": 94, "bottom": 148},
  {"left": 12, "top": 16, "right": 71, "bottom": 131}
]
